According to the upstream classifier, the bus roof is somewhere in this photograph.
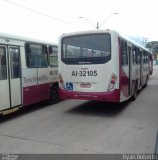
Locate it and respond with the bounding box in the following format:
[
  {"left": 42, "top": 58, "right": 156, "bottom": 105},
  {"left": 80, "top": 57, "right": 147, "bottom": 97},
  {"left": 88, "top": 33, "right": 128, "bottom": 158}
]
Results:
[{"left": 0, "top": 32, "right": 57, "bottom": 45}]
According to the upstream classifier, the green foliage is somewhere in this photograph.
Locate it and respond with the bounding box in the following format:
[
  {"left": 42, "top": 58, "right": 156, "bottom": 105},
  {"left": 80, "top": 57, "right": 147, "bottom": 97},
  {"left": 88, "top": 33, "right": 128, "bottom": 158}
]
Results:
[{"left": 146, "top": 41, "right": 158, "bottom": 53}]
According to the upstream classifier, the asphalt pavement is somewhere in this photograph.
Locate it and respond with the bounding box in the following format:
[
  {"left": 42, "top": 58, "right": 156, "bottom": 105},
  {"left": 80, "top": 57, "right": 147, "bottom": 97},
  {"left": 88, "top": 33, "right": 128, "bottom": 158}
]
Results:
[{"left": 0, "top": 66, "right": 158, "bottom": 154}]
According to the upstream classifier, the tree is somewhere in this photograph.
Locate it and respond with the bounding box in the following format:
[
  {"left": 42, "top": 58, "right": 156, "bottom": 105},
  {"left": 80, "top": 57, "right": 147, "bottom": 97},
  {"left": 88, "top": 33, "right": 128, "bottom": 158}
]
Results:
[{"left": 146, "top": 41, "right": 158, "bottom": 53}]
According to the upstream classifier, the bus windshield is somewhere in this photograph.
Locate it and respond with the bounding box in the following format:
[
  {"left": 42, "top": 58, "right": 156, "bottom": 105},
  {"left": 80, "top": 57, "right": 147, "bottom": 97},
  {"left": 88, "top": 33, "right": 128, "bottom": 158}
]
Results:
[{"left": 61, "top": 34, "right": 111, "bottom": 65}]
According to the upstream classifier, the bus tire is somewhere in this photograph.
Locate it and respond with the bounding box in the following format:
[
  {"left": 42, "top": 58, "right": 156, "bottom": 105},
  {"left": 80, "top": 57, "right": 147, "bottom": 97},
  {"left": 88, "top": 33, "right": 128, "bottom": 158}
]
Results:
[{"left": 48, "top": 85, "right": 59, "bottom": 104}]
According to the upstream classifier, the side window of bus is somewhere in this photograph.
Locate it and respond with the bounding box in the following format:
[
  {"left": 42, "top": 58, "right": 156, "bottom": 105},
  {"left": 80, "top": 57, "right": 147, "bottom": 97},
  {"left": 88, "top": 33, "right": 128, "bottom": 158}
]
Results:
[
  {"left": 121, "top": 39, "right": 128, "bottom": 66},
  {"left": 49, "top": 45, "right": 58, "bottom": 67},
  {"left": 0, "top": 47, "right": 7, "bottom": 80},
  {"left": 25, "top": 43, "right": 48, "bottom": 68},
  {"left": 10, "top": 48, "right": 20, "bottom": 79}
]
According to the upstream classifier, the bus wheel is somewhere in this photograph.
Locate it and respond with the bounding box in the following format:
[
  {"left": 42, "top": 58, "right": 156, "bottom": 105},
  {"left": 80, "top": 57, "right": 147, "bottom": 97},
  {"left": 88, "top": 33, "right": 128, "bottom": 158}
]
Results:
[{"left": 48, "top": 86, "right": 59, "bottom": 104}]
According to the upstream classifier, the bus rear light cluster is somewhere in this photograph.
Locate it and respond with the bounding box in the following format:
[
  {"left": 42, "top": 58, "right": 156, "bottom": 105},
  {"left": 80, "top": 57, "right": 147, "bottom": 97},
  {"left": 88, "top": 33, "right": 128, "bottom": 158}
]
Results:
[{"left": 107, "top": 73, "right": 117, "bottom": 91}]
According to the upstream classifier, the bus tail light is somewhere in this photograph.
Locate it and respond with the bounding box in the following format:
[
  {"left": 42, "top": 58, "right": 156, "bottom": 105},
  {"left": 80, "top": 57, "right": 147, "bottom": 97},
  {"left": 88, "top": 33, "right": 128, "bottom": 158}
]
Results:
[{"left": 107, "top": 73, "right": 117, "bottom": 91}]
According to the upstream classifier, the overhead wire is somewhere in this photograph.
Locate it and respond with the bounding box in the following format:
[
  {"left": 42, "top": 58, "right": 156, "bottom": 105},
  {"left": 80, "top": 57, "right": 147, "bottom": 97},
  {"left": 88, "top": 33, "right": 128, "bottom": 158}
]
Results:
[{"left": 4, "top": 0, "right": 73, "bottom": 25}]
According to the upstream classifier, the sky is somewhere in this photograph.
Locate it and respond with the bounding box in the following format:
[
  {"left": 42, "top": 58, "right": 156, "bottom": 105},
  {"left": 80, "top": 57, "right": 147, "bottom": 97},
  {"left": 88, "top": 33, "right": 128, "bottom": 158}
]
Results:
[{"left": 0, "top": 0, "right": 158, "bottom": 44}]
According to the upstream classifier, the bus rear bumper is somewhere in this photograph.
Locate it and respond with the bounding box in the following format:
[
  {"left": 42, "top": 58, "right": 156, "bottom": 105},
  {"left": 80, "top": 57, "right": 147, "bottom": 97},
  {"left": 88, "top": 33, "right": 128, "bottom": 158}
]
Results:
[{"left": 59, "top": 89, "right": 120, "bottom": 102}]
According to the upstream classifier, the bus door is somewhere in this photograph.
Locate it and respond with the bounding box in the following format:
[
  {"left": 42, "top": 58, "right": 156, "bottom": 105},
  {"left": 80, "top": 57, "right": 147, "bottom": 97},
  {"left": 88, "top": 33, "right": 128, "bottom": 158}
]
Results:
[
  {"left": 0, "top": 45, "right": 10, "bottom": 111},
  {"left": 0, "top": 45, "right": 21, "bottom": 111},
  {"left": 128, "top": 45, "right": 132, "bottom": 96},
  {"left": 8, "top": 46, "right": 21, "bottom": 108}
]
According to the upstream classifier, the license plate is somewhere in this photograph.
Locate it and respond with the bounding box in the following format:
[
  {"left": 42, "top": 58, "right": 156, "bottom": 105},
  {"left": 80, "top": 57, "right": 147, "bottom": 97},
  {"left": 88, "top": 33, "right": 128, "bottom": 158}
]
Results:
[{"left": 80, "top": 83, "right": 91, "bottom": 88}]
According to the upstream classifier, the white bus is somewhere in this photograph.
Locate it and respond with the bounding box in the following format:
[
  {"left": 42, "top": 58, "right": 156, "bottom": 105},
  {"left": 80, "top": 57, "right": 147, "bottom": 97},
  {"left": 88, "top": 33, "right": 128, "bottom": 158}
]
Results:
[
  {"left": 0, "top": 33, "right": 59, "bottom": 115},
  {"left": 58, "top": 29, "right": 151, "bottom": 102}
]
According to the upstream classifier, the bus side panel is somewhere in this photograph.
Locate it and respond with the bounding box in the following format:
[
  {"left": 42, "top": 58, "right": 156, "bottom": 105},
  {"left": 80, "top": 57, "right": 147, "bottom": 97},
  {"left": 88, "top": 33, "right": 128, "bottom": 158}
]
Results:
[
  {"left": 37, "top": 83, "right": 50, "bottom": 101},
  {"left": 22, "top": 67, "right": 58, "bottom": 106},
  {"left": 22, "top": 68, "right": 38, "bottom": 106},
  {"left": 23, "top": 83, "right": 51, "bottom": 106},
  {"left": 37, "top": 68, "right": 50, "bottom": 101},
  {"left": 37, "top": 67, "right": 58, "bottom": 101},
  {"left": 22, "top": 71, "right": 51, "bottom": 106},
  {"left": 23, "top": 86, "right": 39, "bottom": 106}
]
